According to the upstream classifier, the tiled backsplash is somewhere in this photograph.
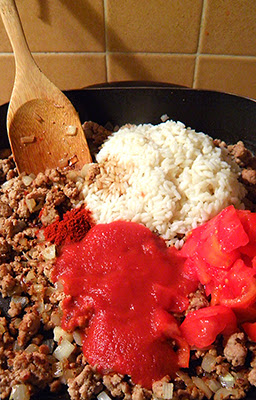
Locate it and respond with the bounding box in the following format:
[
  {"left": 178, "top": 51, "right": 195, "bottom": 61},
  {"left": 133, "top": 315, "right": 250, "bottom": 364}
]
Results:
[{"left": 0, "top": 0, "right": 255, "bottom": 105}]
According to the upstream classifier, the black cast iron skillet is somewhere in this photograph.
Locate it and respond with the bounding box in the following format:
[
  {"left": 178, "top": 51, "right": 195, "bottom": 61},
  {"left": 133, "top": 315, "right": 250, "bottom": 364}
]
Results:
[{"left": 0, "top": 83, "right": 256, "bottom": 399}]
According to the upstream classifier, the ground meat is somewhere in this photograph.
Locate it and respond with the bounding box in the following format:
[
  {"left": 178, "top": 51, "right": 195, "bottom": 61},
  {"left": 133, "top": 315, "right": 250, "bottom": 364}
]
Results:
[
  {"left": 228, "top": 141, "right": 253, "bottom": 166},
  {"left": 0, "top": 369, "right": 12, "bottom": 399},
  {"left": 187, "top": 285, "right": 209, "bottom": 313},
  {"left": 0, "top": 200, "right": 12, "bottom": 217},
  {"left": 0, "top": 131, "right": 255, "bottom": 400},
  {"left": 40, "top": 205, "right": 60, "bottom": 226},
  {"left": 214, "top": 139, "right": 256, "bottom": 209},
  {"left": 241, "top": 168, "right": 256, "bottom": 185},
  {"left": 8, "top": 350, "right": 53, "bottom": 387},
  {"left": 82, "top": 121, "right": 113, "bottom": 157},
  {"left": 85, "top": 164, "right": 101, "bottom": 184},
  {"left": 8, "top": 299, "right": 23, "bottom": 318},
  {"left": 0, "top": 273, "right": 16, "bottom": 297},
  {"left": 224, "top": 332, "right": 247, "bottom": 367},
  {"left": 103, "top": 374, "right": 131, "bottom": 399},
  {"left": 248, "top": 368, "right": 256, "bottom": 386},
  {"left": 0, "top": 156, "right": 16, "bottom": 184},
  {"left": 17, "top": 306, "right": 41, "bottom": 346},
  {"left": 131, "top": 385, "right": 152, "bottom": 400},
  {"left": 63, "top": 181, "right": 80, "bottom": 199},
  {"left": 0, "top": 237, "right": 11, "bottom": 261},
  {"left": 67, "top": 365, "right": 103, "bottom": 400},
  {"left": 32, "top": 172, "right": 50, "bottom": 187}
]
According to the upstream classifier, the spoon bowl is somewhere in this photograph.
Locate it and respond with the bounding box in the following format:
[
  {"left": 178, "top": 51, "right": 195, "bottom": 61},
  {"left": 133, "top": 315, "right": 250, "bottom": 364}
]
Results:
[{"left": 0, "top": 0, "right": 91, "bottom": 175}]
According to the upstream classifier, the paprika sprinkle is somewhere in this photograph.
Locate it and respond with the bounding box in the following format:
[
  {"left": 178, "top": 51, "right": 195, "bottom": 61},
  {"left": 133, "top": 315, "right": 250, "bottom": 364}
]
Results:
[{"left": 44, "top": 205, "right": 95, "bottom": 246}]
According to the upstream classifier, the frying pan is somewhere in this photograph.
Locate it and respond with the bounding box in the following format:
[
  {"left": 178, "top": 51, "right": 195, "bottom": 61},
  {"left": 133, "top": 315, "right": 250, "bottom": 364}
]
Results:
[{"left": 0, "top": 83, "right": 256, "bottom": 400}]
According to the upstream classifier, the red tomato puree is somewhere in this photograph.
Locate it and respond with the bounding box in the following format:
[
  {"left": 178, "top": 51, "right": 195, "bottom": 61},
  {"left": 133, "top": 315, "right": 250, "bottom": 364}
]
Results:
[{"left": 52, "top": 220, "right": 197, "bottom": 388}]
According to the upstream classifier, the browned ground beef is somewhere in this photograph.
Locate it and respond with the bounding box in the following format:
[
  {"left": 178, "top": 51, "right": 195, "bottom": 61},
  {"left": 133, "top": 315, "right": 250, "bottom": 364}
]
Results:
[{"left": 0, "top": 129, "right": 256, "bottom": 400}]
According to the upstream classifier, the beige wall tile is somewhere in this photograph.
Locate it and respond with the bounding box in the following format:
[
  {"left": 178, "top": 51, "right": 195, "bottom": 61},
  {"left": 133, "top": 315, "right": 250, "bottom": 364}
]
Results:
[
  {"left": 0, "top": 0, "right": 105, "bottom": 52},
  {"left": 0, "top": 53, "right": 106, "bottom": 105},
  {"left": 194, "top": 55, "right": 256, "bottom": 99},
  {"left": 107, "top": 54, "right": 195, "bottom": 87},
  {"left": 200, "top": 0, "right": 256, "bottom": 55},
  {"left": 106, "top": 0, "right": 203, "bottom": 53},
  {"left": 0, "top": 55, "right": 15, "bottom": 105}
]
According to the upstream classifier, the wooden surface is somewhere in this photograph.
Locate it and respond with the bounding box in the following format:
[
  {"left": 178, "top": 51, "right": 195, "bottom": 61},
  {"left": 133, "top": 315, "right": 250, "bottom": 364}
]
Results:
[{"left": 0, "top": 0, "right": 91, "bottom": 174}]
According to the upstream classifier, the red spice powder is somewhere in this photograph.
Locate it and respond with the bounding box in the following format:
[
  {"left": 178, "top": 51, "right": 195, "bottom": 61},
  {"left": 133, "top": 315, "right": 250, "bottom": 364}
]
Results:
[{"left": 44, "top": 206, "right": 95, "bottom": 246}]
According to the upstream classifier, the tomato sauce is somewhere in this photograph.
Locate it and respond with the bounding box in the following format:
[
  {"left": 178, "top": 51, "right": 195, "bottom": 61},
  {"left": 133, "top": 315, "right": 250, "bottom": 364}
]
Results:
[{"left": 52, "top": 220, "right": 197, "bottom": 388}]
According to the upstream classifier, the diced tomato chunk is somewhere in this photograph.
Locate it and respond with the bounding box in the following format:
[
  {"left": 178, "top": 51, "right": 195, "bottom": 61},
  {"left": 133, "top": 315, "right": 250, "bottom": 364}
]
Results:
[
  {"left": 210, "top": 259, "right": 256, "bottom": 309},
  {"left": 235, "top": 304, "right": 256, "bottom": 324},
  {"left": 216, "top": 206, "right": 248, "bottom": 252},
  {"left": 197, "top": 232, "right": 240, "bottom": 269},
  {"left": 240, "top": 242, "right": 256, "bottom": 258},
  {"left": 180, "top": 207, "right": 256, "bottom": 346},
  {"left": 242, "top": 322, "right": 256, "bottom": 342},
  {"left": 180, "top": 305, "right": 237, "bottom": 349},
  {"left": 237, "top": 210, "right": 256, "bottom": 243},
  {"left": 181, "top": 206, "right": 247, "bottom": 276}
]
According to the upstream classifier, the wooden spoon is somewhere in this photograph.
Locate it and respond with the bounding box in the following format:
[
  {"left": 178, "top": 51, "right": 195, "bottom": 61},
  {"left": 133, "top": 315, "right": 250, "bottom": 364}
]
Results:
[{"left": 0, "top": 0, "right": 92, "bottom": 175}]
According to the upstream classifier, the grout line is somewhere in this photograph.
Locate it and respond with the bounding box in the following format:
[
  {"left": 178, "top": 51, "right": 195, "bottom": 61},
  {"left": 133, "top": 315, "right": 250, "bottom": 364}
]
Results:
[
  {"left": 103, "top": 0, "right": 109, "bottom": 81},
  {"left": 193, "top": 0, "right": 208, "bottom": 88},
  {"left": 0, "top": 51, "right": 256, "bottom": 59}
]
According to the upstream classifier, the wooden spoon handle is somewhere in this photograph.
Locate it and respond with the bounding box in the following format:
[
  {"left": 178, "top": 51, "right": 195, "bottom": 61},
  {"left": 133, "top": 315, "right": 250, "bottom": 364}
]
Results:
[{"left": 0, "top": 0, "right": 35, "bottom": 69}]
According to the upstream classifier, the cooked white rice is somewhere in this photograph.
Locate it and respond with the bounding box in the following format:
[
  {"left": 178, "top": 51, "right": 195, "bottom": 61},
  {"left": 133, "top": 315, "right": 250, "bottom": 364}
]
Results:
[{"left": 82, "top": 120, "right": 246, "bottom": 246}]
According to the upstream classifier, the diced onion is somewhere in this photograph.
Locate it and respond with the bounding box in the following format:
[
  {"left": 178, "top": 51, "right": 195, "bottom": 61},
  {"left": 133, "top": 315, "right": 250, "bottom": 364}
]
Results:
[
  {"left": 25, "top": 344, "right": 39, "bottom": 353},
  {"left": 66, "top": 170, "right": 79, "bottom": 181},
  {"left": 176, "top": 371, "right": 193, "bottom": 387},
  {"left": 53, "top": 326, "right": 73, "bottom": 343},
  {"left": 25, "top": 198, "right": 36, "bottom": 212},
  {"left": 53, "top": 339, "right": 75, "bottom": 361},
  {"left": 20, "top": 135, "right": 35, "bottom": 144},
  {"left": 73, "top": 330, "right": 83, "bottom": 346},
  {"left": 42, "top": 244, "right": 56, "bottom": 260},
  {"left": 53, "top": 361, "right": 64, "bottom": 378},
  {"left": 214, "top": 388, "right": 240, "bottom": 400},
  {"left": 206, "top": 379, "right": 222, "bottom": 393},
  {"left": 22, "top": 175, "right": 34, "bottom": 186},
  {"left": 50, "top": 312, "right": 61, "bottom": 327},
  {"left": 162, "top": 382, "right": 174, "bottom": 399},
  {"left": 97, "top": 391, "right": 112, "bottom": 400},
  {"left": 37, "top": 301, "right": 45, "bottom": 315},
  {"left": 24, "top": 270, "right": 36, "bottom": 282},
  {"left": 160, "top": 114, "right": 169, "bottom": 122},
  {"left": 43, "top": 339, "right": 55, "bottom": 353},
  {"left": 37, "top": 229, "right": 45, "bottom": 243},
  {"left": 10, "top": 384, "right": 30, "bottom": 400},
  {"left": 66, "top": 125, "right": 77, "bottom": 136},
  {"left": 11, "top": 296, "right": 28, "bottom": 308},
  {"left": 219, "top": 373, "right": 235, "bottom": 388},
  {"left": 192, "top": 377, "right": 213, "bottom": 399},
  {"left": 58, "top": 157, "right": 69, "bottom": 168},
  {"left": 81, "top": 163, "right": 94, "bottom": 178},
  {"left": 33, "top": 284, "right": 44, "bottom": 293},
  {"left": 202, "top": 353, "right": 217, "bottom": 373},
  {"left": 2, "top": 180, "right": 13, "bottom": 190}
]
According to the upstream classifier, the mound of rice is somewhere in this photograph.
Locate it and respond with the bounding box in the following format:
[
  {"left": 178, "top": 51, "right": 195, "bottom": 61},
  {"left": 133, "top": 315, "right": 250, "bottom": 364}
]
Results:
[{"left": 82, "top": 120, "right": 246, "bottom": 246}]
